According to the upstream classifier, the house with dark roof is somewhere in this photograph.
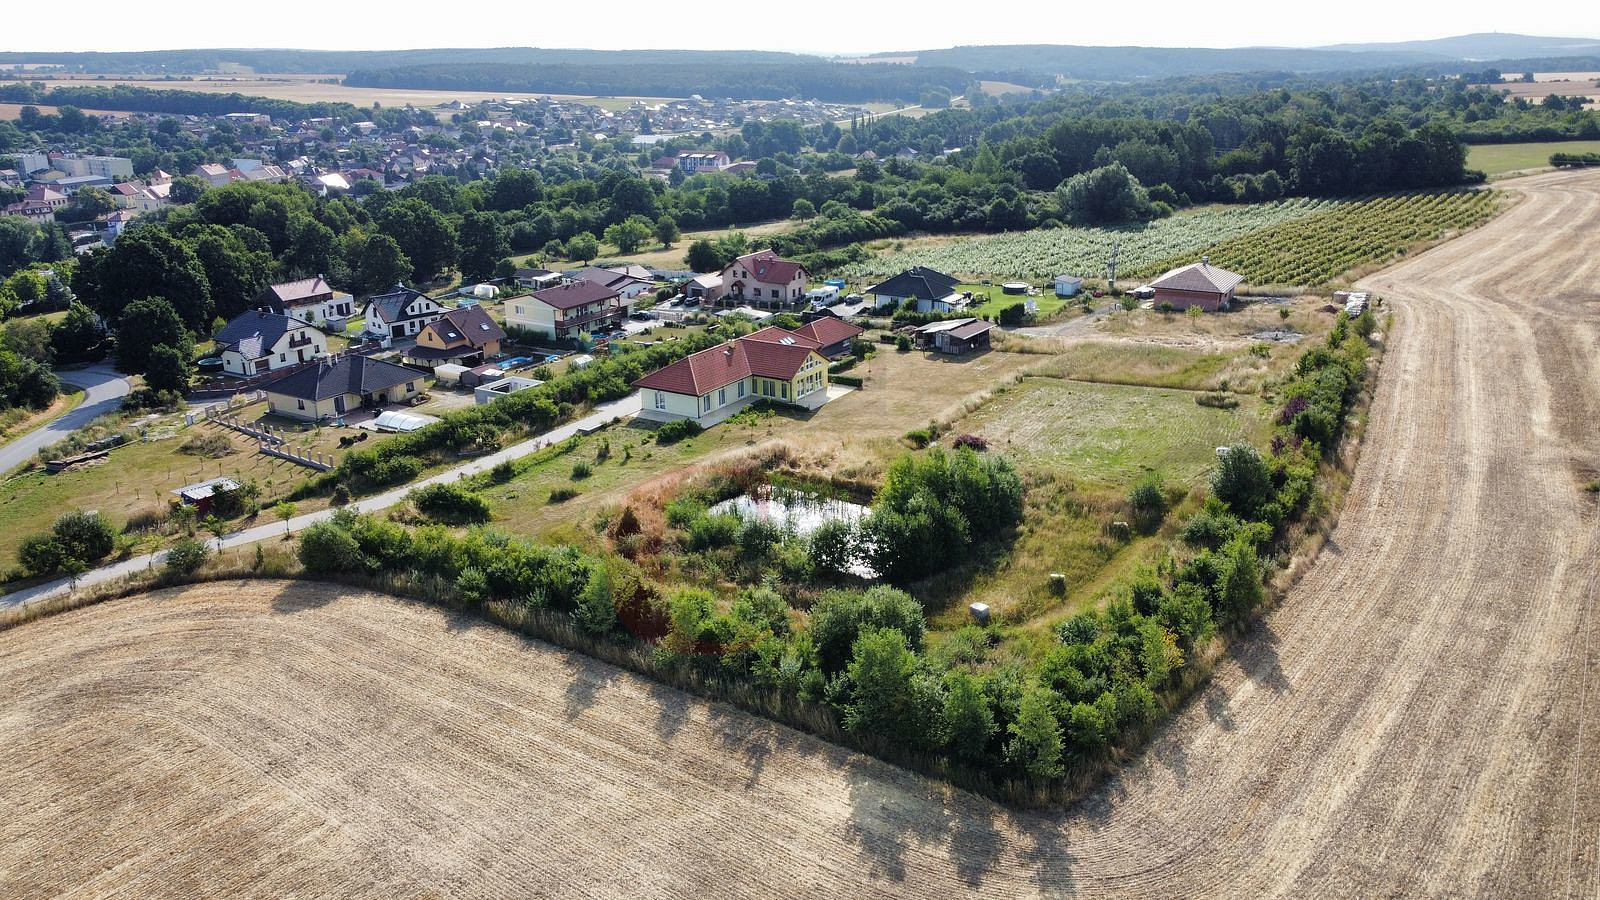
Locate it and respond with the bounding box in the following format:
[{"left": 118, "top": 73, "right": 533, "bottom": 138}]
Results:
[
  {"left": 1148, "top": 257, "right": 1245, "bottom": 312},
  {"left": 264, "top": 354, "right": 425, "bottom": 421},
  {"left": 569, "top": 265, "right": 655, "bottom": 299},
  {"left": 913, "top": 317, "right": 993, "bottom": 355},
  {"left": 718, "top": 250, "right": 809, "bottom": 310},
  {"left": 256, "top": 275, "right": 355, "bottom": 326},
  {"left": 362, "top": 285, "right": 446, "bottom": 339},
  {"left": 214, "top": 311, "right": 327, "bottom": 377},
  {"left": 402, "top": 305, "right": 506, "bottom": 369},
  {"left": 505, "top": 280, "right": 632, "bottom": 341},
  {"left": 634, "top": 325, "right": 838, "bottom": 427},
  {"left": 866, "top": 266, "right": 963, "bottom": 313}
]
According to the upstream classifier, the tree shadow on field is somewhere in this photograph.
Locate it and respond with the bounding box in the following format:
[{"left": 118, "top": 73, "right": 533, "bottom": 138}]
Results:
[
  {"left": 646, "top": 682, "right": 690, "bottom": 744},
  {"left": 1236, "top": 619, "right": 1290, "bottom": 694},
  {"left": 561, "top": 653, "right": 618, "bottom": 720},
  {"left": 270, "top": 580, "right": 336, "bottom": 613}
]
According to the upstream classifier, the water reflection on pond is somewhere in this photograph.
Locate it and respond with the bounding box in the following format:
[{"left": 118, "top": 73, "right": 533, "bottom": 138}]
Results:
[{"left": 708, "top": 486, "right": 871, "bottom": 536}]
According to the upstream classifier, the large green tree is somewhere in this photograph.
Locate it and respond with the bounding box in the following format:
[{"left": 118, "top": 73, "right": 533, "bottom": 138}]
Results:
[
  {"left": 183, "top": 224, "right": 272, "bottom": 320},
  {"left": 85, "top": 228, "right": 213, "bottom": 332},
  {"left": 354, "top": 233, "right": 411, "bottom": 295},
  {"left": 376, "top": 198, "right": 458, "bottom": 282},
  {"left": 114, "top": 296, "right": 191, "bottom": 375},
  {"left": 456, "top": 210, "right": 509, "bottom": 283}
]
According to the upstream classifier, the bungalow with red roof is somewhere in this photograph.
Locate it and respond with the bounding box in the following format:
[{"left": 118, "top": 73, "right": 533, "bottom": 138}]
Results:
[
  {"left": 791, "top": 315, "right": 864, "bottom": 359},
  {"left": 634, "top": 325, "right": 839, "bottom": 427},
  {"left": 717, "top": 249, "right": 808, "bottom": 310},
  {"left": 505, "top": 280, "right": 633, "bottom": 341},
  {"left": 1148, "top": 256, "right": 1245, "bottom": 312}
]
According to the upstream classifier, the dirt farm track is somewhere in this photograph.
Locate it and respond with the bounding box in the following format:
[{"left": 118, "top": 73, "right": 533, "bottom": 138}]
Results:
[{"left": 2, "top": 170, "right": 1599, "bottom": 897}]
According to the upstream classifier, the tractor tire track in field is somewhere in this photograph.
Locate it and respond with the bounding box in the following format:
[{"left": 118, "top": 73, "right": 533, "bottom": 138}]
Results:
[{"left": 0, "top": 170, "right": 1596, "bottom": 897}]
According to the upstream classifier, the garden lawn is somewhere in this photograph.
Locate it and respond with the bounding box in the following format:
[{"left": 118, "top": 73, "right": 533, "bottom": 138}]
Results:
[{"left": 955, "top": 377, "right": 1263, "bottom": 486}]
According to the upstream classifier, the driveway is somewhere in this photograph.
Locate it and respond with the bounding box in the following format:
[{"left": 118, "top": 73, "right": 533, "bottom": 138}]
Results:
[
  {"left": 0, "top": 391, "right": 644, "bottom": 609},
  {"left": 0, "top": 365, "right": 131, "bottom": 475}
]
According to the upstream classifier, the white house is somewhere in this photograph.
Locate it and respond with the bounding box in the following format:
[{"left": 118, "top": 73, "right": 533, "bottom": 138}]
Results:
[
  {"left": 363, "top": 285, "right": 446, "bottom": 339},
  {"left": 505, "top": 280, "right": 632, "bottom": 341},
  {"left": 214, "top": 311, "right": 327, "bottom": 377},
  {"left": 677, "top": 150, "right": 730, "bottom": 174},
  {"left": 634, "top": 325, "right": 836, "bottom": 427},
  {"left": 866, "top": 266, "right": 963, "bottom": 313},
  {"left": 569, "top": 264, "right": 655, "bottom": 300},
  {"left": 718, "top": 249, "right": 809, "bottom": 309}
]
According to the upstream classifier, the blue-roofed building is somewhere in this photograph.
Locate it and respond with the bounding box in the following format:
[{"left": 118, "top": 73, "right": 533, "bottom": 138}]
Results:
[{"left": 214, "top": 311, "right": 327, "bottom": 377}]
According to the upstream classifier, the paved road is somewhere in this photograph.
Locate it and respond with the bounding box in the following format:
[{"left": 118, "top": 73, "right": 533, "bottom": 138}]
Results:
[
  {"left": 0, "top": 391, "right": 643, "bottom": 609},
  {"left": 0, "top": 365, "right": 131, "bottom": 475}
]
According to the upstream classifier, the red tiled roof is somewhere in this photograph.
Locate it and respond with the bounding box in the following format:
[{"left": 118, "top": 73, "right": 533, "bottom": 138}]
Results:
[
  {"left": 529, "top": 279, "right": 620, "bottom": 311},
  {"left": 633, "top": 327, "right": 822, "bottom": 396},
  {"left": 793, "top": 317, "right": 864, "bottom": 347},
  {"left": 743, "top": 325, "right": 820, "bottom": 349},
  {"left": 725, "top": 250, "right": 805, "bottom": 286}
]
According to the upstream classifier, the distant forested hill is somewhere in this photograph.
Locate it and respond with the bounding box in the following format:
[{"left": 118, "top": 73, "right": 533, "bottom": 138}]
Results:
[
  {"left": 344, "top": 63, "right": 975, "bottom": 103},
  {"left": 904, "top": 45, "right": 1441, "bottom": 81},
  {"left": 0, "top": 48, "right": 822, "bottom": 75}
]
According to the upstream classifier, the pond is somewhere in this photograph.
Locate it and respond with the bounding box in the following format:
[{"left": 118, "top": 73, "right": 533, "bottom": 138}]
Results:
[{"left": 708, "top": 486, "right": 871, "bottom": 536}]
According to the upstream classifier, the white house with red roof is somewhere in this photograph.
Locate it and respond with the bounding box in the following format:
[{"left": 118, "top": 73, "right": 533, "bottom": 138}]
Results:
[
  {"left": 717, "top": 249, "right": 809, "bottom": 310},
  {"left": 634, "top": 324, "right": 852, "bottom": 426}
]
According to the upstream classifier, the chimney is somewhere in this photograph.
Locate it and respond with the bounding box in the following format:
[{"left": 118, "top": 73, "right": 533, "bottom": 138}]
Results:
[{"left": 1201, "top": 255, "right": 1210, "bottom": 266}]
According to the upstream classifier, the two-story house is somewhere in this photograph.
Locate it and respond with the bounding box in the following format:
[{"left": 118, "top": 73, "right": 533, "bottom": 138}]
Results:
[
  {"left": 214, "top": 311, "right": 327, "bottom": 377},
  {"left": 402, "top": 304, "right": 506, "bottom": 369},
  {"left": 719, "top": 250, "right": 809, "bottom": 310},
  {"left": 256, "top": 275, "right": 356, "bottom": 327},
  {"left": 505, "top": 281, "right": 633, "bottom": 342},
  {"left": 362, "top": 285, "right": 446, "bottom": 339}
]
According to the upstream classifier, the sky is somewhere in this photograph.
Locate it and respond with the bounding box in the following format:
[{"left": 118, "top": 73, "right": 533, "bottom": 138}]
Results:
[{"left": 4, "top": 0, "right": 1598, "bottom": 55}]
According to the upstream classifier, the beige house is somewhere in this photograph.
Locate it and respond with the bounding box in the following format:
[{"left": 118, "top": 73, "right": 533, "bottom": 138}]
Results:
[
  {"left": 718, "top": 250, "right": 809, "bottom": 310},
  {"left": 264, "top": 355, "right": 425, "bottom": 421}
]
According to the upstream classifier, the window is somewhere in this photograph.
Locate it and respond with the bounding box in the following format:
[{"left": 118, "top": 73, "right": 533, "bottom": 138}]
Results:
[
  {"left": 770, "top": 289, "right": 780, "bottom": 299},
  {"left": 654, "top": 391, "right": 666, "bottom": 410},
  {"left": 737, "top": 380, "right": 745, "bottom": 398},
  {"left": 407, "top": 382, "right": 416, "bottom": 392},
  {"left": 780, "top": 383, "right": 788, "bottom": 399},
  {"left": 719, "top": 387, "right": 726, "bottom": 406},
  {"left": 702, "top": 395, "right": 712, "bottom": 412},
  {"left": 279, "top": 353, "right": 286, "bottom": 362},
  {"left": 297, "top": 399, "right": 305, "bottom": 410}
]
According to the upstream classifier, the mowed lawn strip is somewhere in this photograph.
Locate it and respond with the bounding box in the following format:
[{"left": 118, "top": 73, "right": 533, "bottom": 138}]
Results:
[
  {"left": 962, "top": 377, "right": 1263, "bottom": 485},
  {"left": 1467, "top": 140, "right": 1600, "bottom": 175}
]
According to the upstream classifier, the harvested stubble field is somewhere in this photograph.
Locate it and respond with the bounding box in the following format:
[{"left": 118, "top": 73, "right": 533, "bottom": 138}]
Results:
[{"left": 2, "top": 171, "right": 1598, "bottom": 896}]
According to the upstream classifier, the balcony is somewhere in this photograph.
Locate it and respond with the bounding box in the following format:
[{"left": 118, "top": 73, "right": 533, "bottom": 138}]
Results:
[{"left": 287, "top": 333, "right": 315, "bottom": 349}]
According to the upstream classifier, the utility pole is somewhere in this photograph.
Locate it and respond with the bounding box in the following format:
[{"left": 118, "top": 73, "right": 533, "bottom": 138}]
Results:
[{"left": 1107, "top": 241, "right": 1120, "bottom": 292}]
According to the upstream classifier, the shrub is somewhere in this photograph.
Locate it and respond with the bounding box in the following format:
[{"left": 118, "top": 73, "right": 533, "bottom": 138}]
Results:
[
  {"left": 998, "top": 303, "right": 1027, "bottom": 326},
  {"left": 489, "top": 459, "right": 516, "bottom": 483},
  {"left": 809, "top": 585, "right": 925, "bottom": 675},
  {"left": 654, "top": 419, "right": 703, "bottom": 444},
  {"left": 902, "top": 428, "right": 932, "bottom": 449},
  {"left": 330, "top": 483, "right": 352, "bottom": 506},
  {"left": 548, "top": 486, "right": 578, "bottom": 503},
  {"left": 412, "top": 482, "right": 491, "bottom": 524},
  {"left": 298, "top": 521, "right": 365, "bottom": 574},
  {"left": 570, "top": 461, "right": 593, "bottom": 480},
  {"left": 18, "top": 534, "right": 70, "bottom": 577},
  {"left": 51, "top": 510, "right": 116, "bottom": 564},
  {"left": 831, "top": 374, "right": 864, "bottom": 388},
  {"left": 862, "top": 448, "right": 1023, "bottom": 583},
  {"left": 687, "top": 513, "right": 740, "bottom": 551},
  {"left": 164, "top": 538, "right": 209, "bottom": 576},
  {"left": 808, "top": 518, "right": 857, "bottom": 578},
  {"left": 1127, "top": 477, "right": 1167, "bottom": 533},
  {"left": 1211, "top": 444, "right": 1273, "bottom": 520},
  {"left": 951, "top": 433, "right": 988, "bottom": 451},
  {"left": 895, "top": 334, "right": 913, "bottom": 352},
  {"left": 664, "top": 497, "right": 707, "bottom": 529},
  {"left": 179, "top": 432, "right": 234, "bottom": 458}
]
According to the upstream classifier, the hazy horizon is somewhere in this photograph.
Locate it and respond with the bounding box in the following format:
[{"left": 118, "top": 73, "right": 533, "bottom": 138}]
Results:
[{"left": 2, "top": 2, "right": 1598, "bottom": 58}]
